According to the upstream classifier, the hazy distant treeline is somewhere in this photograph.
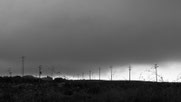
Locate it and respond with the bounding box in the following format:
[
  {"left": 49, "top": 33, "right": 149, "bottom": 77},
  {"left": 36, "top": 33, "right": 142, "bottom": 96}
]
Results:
[{"left": 0, "top": 76, "right": 66, "bottom": 83}]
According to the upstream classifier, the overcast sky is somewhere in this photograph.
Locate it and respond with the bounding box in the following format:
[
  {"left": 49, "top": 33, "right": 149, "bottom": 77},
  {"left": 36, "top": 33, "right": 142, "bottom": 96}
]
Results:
[{"left": 0, "top": 0, "right": 181, "bottom": 80}]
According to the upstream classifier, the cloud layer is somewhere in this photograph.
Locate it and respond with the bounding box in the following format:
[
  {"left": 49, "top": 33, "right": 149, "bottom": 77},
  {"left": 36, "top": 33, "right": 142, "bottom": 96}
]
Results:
[{"left": 0, "top": 0, "right": 181, "bottom": 74}]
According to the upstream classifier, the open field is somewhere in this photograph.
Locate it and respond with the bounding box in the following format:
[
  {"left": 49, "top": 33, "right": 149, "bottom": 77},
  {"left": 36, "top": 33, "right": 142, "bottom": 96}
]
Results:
[{"left": 0, "top": 76, "right": 181, "bottom": 102}]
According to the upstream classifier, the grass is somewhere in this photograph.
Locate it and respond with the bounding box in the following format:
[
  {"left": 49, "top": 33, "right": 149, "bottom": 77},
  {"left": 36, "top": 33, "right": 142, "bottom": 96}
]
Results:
[{"left": 0, "top": 77, "right": 181, "bottom": 102}]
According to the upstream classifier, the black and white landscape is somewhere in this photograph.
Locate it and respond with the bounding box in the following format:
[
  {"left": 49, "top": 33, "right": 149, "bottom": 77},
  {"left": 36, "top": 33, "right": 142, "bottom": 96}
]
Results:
[{"left": 0, "top": 0, "right": 181, "bottom": 102}]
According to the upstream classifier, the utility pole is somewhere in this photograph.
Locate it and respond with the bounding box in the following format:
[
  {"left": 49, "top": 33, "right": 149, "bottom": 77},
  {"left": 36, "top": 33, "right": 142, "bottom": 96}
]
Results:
[
  {"left": 110, "top": 66, "right": 112, "bottom": 81},
  {"left": 92, "top": 72, "right": 94, "bottom": 80},
  {"left": 57, "top": 72, "right": 61, "bottom": 78},
  {"left": 89, "top": 70, "right": 91, "bottom": 80},
  {"left": 99, "top": 67, "right": 101, "bottom": 80},
  {"left": 39, "top": 65, "right": 42, "bottom": 79},
  {"left": 21, "top": 56, "right": 25, "bottom": 77},
  {"left": 129, "top": 65, "right": 131, "bottom": 81},
  {"left": 155, "top": 64, "right": 159, "bottom": 82},
  {"left": 51, "top": 66, "right": 55, "bottom": 78},
  {"left": 82, "top": 73, "right": 84, "bottom": 80},
  {"left": 8, "top": 67, "right": 12, "bottom": 77},
  {"left": 77, "top": 74, "right": 80, "bottom": 80}
]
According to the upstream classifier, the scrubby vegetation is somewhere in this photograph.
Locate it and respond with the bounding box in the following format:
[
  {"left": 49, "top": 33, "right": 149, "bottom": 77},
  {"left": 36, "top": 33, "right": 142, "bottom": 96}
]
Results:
[{"left": 0, "top": 76, "right": 181, "bottom": 102}]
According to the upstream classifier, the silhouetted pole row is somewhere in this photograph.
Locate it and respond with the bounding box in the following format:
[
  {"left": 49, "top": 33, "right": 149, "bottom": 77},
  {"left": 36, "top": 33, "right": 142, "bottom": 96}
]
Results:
[
  {"left": 129, "top": 65, "right": 131, "bottom": 81},
  {"left": 155, "top": 64, "right": 159, "bottom": 82},
  {"left": 16, "top": 58, "right": 160, "bottom": 82}
]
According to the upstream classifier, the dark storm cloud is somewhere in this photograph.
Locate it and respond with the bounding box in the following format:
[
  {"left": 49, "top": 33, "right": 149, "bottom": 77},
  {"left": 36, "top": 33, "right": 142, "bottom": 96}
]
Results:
[{"left": 0, "top": 0, "right": 181, "bottom": 74}]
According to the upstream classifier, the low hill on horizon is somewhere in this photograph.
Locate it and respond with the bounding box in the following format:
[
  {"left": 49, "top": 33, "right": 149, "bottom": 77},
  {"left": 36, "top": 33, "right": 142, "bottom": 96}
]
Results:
[{"left": 0, "top": 77, "right": 180, "bottom": 102}]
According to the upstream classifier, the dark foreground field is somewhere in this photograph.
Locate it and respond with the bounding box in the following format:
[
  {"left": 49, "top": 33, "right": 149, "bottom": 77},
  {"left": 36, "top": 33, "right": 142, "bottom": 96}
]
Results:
[{"left": 0, "top": 77, "right": 181, "bottom": 102}]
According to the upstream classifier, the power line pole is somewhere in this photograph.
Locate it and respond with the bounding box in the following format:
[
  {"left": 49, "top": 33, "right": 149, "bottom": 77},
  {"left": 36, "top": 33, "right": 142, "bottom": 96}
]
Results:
[
  {"left": 92, "top": 72, "right": 94, "bottom": 80},
  {"left": 154, "top": 64, "right": 159, "bottom": 82},
  {"left": 99, "top": 67, "right": 101, "bottom": 80},
  {"left": 51, "top": 66, "right": 55, "bottom": 78},
  {"left": 57, "top": 72, "right": 61, "bottom": 78},
  {"left": 129, "top": 65, "right": 131, "bottom": 81},
  {"left": 8, "top": 67, "right": 12, "bottom": 77},
  {"left": 77, "top": 74, "right": 80, "bottom": 80},
  {"left": 39, "top": 65, "right": 42, "bottom": 79},
  {"left": 110, "top": 66, "right": 112, "bottom": 81},
  {"left": 21, "top": 56, "right": 25, "bottom": 77},
  {"left": 89, "top": 70, "right": 91, "bottom": 80},
  {"left": 82, "top": 73, "right": 84, "bottom": 80}
]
